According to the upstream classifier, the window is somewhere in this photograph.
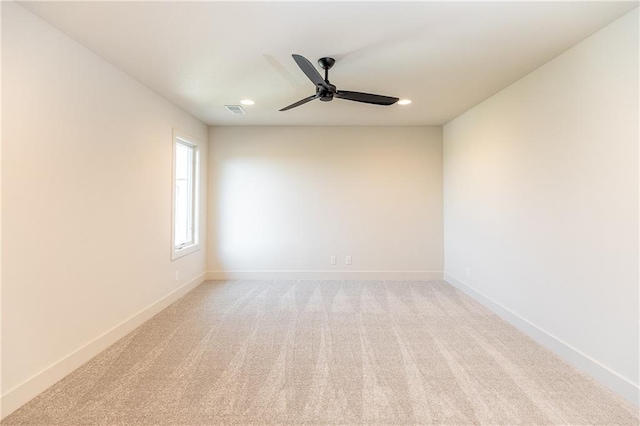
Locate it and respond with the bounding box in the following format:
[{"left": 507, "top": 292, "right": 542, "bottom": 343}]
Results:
[{"left": 172, "top": 130, "right": 200, "bottom": 260}]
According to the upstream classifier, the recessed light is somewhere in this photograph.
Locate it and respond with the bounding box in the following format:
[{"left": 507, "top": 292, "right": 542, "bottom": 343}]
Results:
[
  {"left": 240, "top": 99, "right": 255, "bottom": 106},
  {"left": 397, "top": 99, "right": 412, "bottom": 105}
]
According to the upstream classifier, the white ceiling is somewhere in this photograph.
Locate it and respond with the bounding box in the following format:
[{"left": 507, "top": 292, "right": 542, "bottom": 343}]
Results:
[{"left": 21, "top": 1, "right": 637, "bottom": 126}]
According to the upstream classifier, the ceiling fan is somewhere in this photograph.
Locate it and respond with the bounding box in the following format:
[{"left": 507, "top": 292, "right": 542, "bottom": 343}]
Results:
[{"left": 280, "top": 54, "right": 399, "bottom": 111}]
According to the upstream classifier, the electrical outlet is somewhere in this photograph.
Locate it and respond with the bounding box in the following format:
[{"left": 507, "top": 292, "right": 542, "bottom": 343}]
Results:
[
  {"left": 346, "top": 256, "right": 352, "bottom": 265},
  {"left": 330, "top": 256, "right": 337, "bottom": 265},
  {"left": 175, "top": 270, "right": 180, "bottom": 281}
]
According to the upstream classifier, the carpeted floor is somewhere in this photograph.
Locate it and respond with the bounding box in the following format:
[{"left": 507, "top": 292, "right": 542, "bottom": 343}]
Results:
[{"left": 3, "top": 280, "right": 638, "bottom": 425}]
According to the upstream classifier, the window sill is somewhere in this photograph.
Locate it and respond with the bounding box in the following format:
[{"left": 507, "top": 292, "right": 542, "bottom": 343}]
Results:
[{"left": 172, "top": 243, "right": 200, "bottom": 261}]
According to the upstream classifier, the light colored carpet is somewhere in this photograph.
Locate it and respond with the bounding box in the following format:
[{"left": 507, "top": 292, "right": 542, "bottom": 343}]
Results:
[{"left": 3, "top": 280, "right": 638, "bottom": 425}]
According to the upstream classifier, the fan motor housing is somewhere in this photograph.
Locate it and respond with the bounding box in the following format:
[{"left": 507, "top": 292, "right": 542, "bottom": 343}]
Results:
[
  {"left": 319, "top": 92, "right": 333, "bottom": 102},
  {"left": 317, "top": 82, "right": 337, "bottom": 102}
]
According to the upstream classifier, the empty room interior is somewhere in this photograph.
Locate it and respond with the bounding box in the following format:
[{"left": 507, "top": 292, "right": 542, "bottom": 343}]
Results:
[{"left": 1, "top": 1, "right": 639, "bottom": 424}]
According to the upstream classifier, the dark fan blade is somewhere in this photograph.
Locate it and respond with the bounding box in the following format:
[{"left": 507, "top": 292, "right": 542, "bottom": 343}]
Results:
[
  {"left": 335, "top": 91, "right": 399, "bottom": 105},
  {"left": 292, "top": 54, "right": 328, "bottom": 88},
  {"left": 279, "top": 94, "right": 319, "bottom": 111}
]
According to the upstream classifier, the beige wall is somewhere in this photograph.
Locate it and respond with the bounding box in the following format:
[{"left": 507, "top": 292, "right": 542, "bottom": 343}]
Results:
[
  {"left": 1, "top": 3, "right": 208, "bottom": 417},
  {"left": 208, "top": 126, "right": 443, "bottom": 280},
  {"left": 443, "top": 9, "right": 639, "bottom": 403}
]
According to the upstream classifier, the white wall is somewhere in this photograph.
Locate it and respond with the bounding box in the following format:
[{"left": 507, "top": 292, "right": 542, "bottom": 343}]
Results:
[
  {"left": 1, "top": 2, "right": 208, "bottom": 418},
  {"left": 443, "top": 8, "right": 639, "bottom": 404},
  {"left": 208, "top": 126, "right": 443, "bottom": 280}
]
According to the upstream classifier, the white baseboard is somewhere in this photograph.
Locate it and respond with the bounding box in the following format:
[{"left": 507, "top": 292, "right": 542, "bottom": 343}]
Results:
[
  {"left": 206, "top": 270, "right": 444, "bottom": 281},
  {"left": 444, "top": 272, "right": 639, "bottom": 406},
  {"left": 0, "top": 272, "right": 207, "bottom": 420}
]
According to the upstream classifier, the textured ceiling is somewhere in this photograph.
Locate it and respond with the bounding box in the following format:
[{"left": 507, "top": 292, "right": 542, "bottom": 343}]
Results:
[{"left": 21, "top": 1, "right": 638, "bottom": 126}]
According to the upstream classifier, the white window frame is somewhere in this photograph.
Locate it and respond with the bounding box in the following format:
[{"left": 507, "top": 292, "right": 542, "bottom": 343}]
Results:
[{"left": 171, "top": 129, "right": 200, "bottom": 260}]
